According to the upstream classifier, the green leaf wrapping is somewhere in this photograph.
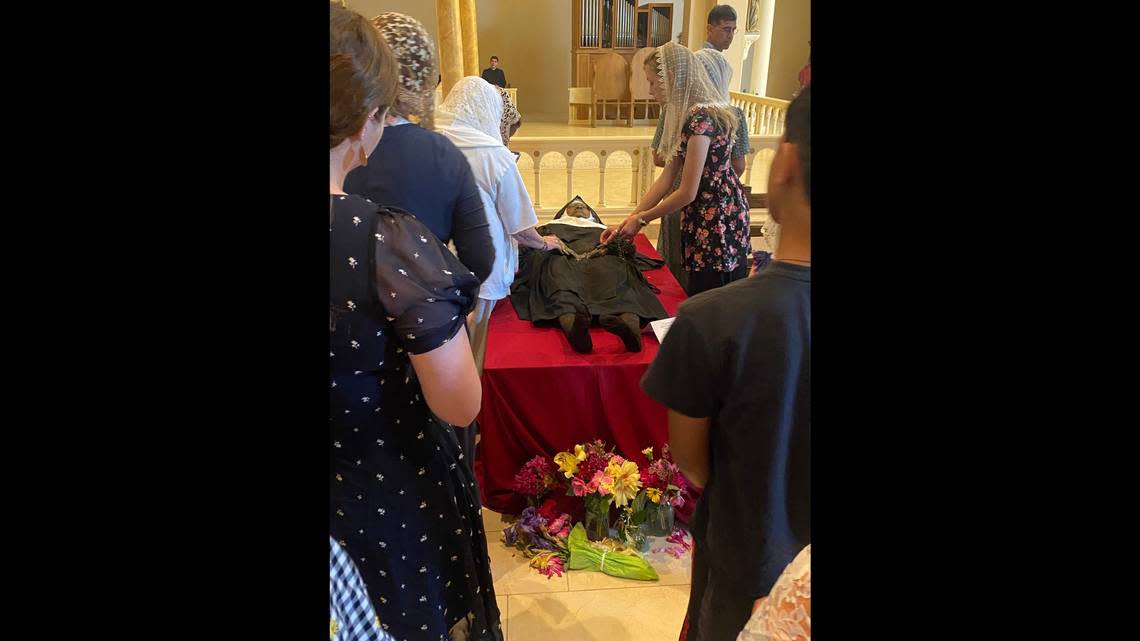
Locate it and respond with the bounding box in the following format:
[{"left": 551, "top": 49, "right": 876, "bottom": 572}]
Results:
[{"left": 566, "top": 523, "right": 659, "bottom": 581}]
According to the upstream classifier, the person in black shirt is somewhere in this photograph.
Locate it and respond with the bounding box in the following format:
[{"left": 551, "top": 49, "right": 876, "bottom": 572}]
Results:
[
  {"left": 640, "top": 86, "right": 811, "bottom": 641},
  {"left": 480, "top": 55, "right": 506, "bottom": 88}
]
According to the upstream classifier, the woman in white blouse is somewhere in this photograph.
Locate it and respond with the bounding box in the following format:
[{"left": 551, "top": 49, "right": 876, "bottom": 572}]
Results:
[{"left": 436, "top": 76, "right": 559, "bottom": 372}]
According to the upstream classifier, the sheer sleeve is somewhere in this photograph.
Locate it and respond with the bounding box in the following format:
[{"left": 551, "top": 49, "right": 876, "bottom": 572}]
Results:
[
  {"left": 736, "top": 545, "right": 811, "bottom": 641},
  {"left": 371, "top": 207, "right": 479, "bottom": 355}
]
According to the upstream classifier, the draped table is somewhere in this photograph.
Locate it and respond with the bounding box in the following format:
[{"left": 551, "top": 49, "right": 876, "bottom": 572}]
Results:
[{"left": 474, "top": 233, "right": 700, "bottom": 519}]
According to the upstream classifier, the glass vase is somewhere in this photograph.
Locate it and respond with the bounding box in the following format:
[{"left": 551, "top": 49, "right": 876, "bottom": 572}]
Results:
[
  {"left": 585, "top": 504, "right": 610, "bottom": 541},
  {"left": 642, "top": 502, "right": 674, "bottom": 537}
]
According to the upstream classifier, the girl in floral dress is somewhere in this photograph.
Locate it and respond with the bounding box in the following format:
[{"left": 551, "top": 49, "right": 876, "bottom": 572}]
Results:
[{"left": 603, "top": 42, "right": 749, "bottom": 296}]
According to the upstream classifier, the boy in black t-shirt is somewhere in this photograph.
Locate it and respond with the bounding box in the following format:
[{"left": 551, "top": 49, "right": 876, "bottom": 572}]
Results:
[{"left": 641, "top": 86, "right": 811, "bottom": 641}]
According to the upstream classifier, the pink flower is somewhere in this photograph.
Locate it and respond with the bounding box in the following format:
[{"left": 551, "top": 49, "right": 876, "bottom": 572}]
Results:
[
  {"left": 529, "top": 551, "right": 567, "bottom": 579},
  {"left": 591, "top": 470, "right": 613, "bottom": 496},
  {"left": 540, "top": 554, "right": 565, "bottom": 578},
  {"left": 512, "top": 455, "right": 557, "bottom": 498},
  {"left": 651, "top": 545, "right": 688, "bottom": 559},
  {"left": 547, "top": 514, "right": 571, "bottom": 538},
  {"left": 571, "top": 477, "right": 587, "bottom": 496},
  {"left": 666, "top": 528, "right": 692, "bottom": 551}
]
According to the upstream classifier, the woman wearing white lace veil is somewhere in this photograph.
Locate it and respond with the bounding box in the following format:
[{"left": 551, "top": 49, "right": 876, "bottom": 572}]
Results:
[
  {"left": 693, "top": 48, "right": 751, "bottom": 177},
  {"left": 603, "top": 42, "right": 750, "bottom": 295},
  {"left": 694, "top": 49, "right": 778, "bottom": 270},
  {"left": 737, "top": 545, "right": 810, "bottom": 641},
  {"left": 437, "top": 77, "right": 559, "bottom": 372}
]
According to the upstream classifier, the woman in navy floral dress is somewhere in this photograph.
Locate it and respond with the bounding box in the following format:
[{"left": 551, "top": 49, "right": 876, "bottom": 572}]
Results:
[
  {"left": 604, "top": 42, "right": 749, "bottom": 296},
  {"left": 329, "top": 5, "right": 501, "bottom": 640}
]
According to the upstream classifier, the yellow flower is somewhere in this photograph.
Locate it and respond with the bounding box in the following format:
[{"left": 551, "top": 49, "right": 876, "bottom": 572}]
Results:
[
  {"left": 642, "top": 446, "right": 654, "bottom": 459},
  {"left": 604, "top": 460, "right": 642, "bottom": 507},
  {"left": 330, "top": 617, "right": 338, "bottom": 640},
  {"left": 574, "top": 444, "right": 587, "bottom": 461},
  {"left": 646, "top": 487, "right": 663, "bottom": 504},
  {"left": 554, "top": 452, "right": 579, "bottom": 478}
]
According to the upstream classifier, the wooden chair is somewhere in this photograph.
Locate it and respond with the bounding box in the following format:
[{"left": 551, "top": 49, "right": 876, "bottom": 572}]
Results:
[
  {"left": 568, "top": 87, "right": 595, "bottom": 126},
  {"left": 592, "top": 52, "right": 629, "bottom": 125},
  {"left": 627, "top": 47, "right": 658, "bottom": 126}
]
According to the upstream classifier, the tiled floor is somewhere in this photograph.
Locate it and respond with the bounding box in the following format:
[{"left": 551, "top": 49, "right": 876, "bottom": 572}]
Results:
[{"left": 482, "top": 508, "right": 691, "bottom": 641}]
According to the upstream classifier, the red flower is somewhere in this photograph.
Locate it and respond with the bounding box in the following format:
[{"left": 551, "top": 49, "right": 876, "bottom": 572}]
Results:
[
  {"left": 577, "top": 451, "right": 608, "bottom": 483},
  {"left": 538, "top": 493, "right": 585, "bottom": 525},
  {"left": 537, "top": 497, "right": 560, "bottom": 522},
  {"left": 512, "top": 455, "right": 557, "bottom": 498},
  {"left": 640, "top": 466, "right": 666, "bottom": 491}
]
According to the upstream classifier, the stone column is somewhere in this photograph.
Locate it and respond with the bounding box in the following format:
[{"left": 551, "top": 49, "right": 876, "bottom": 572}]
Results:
[
  {"left": 459, "top": 0, "right": 480, "bottom": 78},
  {"left": 747, "top": 0, "right": 776, "bottom": 96},
  {"left": 687, "top": 0, "right": 713, "bottom": 50},
  {"left": 436, "top": 0, "right": 465, "bottom": 97}
]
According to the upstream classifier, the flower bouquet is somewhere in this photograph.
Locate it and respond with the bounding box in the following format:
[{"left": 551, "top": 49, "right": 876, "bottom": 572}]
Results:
[
  {"left": 555, "top": 441, "right": 642, "bottom": 541},
  {"left": 505, "top": 440, "right": 691, "bottom": 579},
  {"left": 501, "top": 506, "right": 573, "bottom": 579},
  {"left": 639, "top": 445, "right": 688, "bottom": 536},
  {"left": 511, "top": 454, "right": 560, "bottom": 506}
]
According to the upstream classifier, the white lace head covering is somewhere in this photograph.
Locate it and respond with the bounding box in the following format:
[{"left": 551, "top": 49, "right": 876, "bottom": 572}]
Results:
[
  {"left": 436, "top": 76, "right": 505, "bottom": 149},
  {"left": 655, "top": 42, "right": 728, "bottom": 161},
  {"left": 693, "top": 48, "right": 732, "bottom": 102}
]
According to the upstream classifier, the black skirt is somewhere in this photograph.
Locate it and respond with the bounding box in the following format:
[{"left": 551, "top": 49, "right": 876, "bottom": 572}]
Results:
[{"left": 509, "top": 224, "right": 667, "bottom": 325}]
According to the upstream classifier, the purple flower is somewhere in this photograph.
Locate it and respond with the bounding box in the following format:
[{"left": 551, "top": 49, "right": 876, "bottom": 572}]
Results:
[{"left": 530, "top": 535, "right": 556, "bottom": 551}]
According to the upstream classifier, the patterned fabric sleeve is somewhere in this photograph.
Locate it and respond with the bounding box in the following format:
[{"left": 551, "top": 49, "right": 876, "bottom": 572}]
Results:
[
  {"left": 731, "top": 106, "right": 751, "bottom": 158},
  {"left": 371, "top": 207, "right": 479, "bottom": 355},
  {"left": 683, "top": 107, "right": 716, "bottom": 139}
]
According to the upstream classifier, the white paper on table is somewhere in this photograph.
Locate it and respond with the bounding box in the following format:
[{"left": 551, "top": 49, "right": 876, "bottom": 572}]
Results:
[{"left": 649, "top": 317, "right": 675, "bottom": 343}]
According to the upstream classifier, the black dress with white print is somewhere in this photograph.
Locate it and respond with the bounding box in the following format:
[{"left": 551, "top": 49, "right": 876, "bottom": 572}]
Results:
[{"left": 330, "top": 194, "right": 502, "bottom": 641}]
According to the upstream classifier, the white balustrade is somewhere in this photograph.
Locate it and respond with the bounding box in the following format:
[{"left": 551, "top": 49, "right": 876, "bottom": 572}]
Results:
[
  {"left": 729, "top": 92, "right": 789, "bottom": 137},
  {"left": 508, "top": 133, "right": 780, "bottom": 221}
]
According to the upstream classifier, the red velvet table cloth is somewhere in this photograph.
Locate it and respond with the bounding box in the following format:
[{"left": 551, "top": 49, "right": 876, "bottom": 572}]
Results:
[{"left": 474, "top": 233, "right": 699, "bottom": 518}]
